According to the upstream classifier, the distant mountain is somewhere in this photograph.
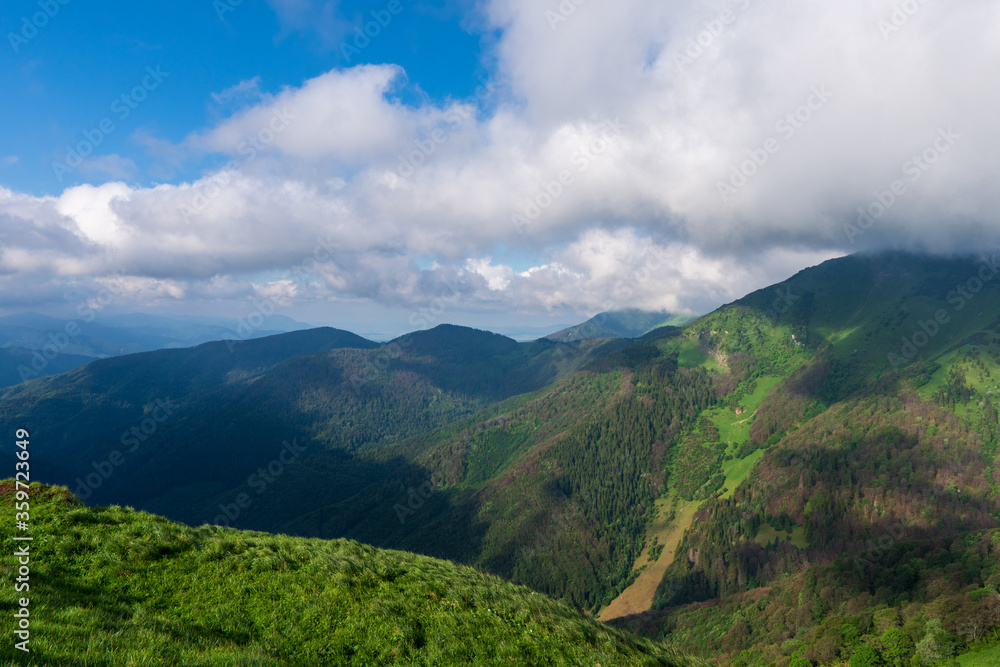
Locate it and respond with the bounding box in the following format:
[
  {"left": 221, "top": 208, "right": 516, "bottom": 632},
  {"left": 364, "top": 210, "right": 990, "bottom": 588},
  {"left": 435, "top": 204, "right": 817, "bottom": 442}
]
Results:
[
  {"left": 0, "top": 312, "right": 176, "bottom": 358},
  {"left": 0, "top": 345, "right": 100, "bottom": 386},
  {"left": 97, "top": 311, "right": 314, "bottom": 346},
  {"left": 0, "top": 483, "right": 708, "bottom": 666},
  {"left": 546, "top": 309, "right": 695, "bottom": 342},
  {"left": 490, "top": 322, "right": 578, "bottom": 341},
  {"left": 0, "top": 324, "right": 621, "bottom": 531},
  {"left": 0, "top": 311, "right": 313, "bottom": 388}
]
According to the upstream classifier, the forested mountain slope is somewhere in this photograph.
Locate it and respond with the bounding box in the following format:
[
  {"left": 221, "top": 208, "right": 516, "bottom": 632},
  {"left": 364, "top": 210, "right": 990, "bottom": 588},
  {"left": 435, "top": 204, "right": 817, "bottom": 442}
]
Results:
[
  {"left": 605, "top": 251, "right": 1000, "bottom": 666},
  {"left": 299, "top": 252, "right": 1000, "bottom": 665},
  {"left": 0, "top": 324, "right": 618, "bottom": 528}
]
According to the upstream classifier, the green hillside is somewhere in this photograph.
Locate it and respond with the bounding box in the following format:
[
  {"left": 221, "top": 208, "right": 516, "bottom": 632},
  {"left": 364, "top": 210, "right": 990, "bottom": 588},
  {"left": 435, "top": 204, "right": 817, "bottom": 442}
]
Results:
[
  {"left": 0, "top": 483, "right": 708, "bottom": 666},
  {"left": 606, "top": 252, "right": 1000, "bottom": 665},
  {"left": 5, "top": 252, "right": 1000, "bottom": 666}
]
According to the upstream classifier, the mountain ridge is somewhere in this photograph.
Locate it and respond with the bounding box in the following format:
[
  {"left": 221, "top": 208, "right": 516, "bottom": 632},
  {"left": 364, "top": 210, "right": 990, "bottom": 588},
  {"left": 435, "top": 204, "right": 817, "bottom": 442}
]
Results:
[{"left": 5, "top": 251, "right": 1000, "bottom": 665}]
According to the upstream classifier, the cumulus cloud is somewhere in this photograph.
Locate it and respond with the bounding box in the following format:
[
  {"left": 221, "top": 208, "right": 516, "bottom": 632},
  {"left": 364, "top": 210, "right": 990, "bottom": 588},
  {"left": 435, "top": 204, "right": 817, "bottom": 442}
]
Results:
[{"left": 1, "top": 0, "right": 998, "bottom": 322}]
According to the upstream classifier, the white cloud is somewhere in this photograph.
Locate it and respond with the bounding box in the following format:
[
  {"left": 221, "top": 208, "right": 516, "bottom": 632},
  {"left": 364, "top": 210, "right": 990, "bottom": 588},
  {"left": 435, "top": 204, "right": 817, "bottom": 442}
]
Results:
[
  {"left": 1, "top": 0, "right": 998, "bottom": 322},
  {"left": 253, "top": 279, "right": 299, "bottom": 307},
  {"left": 76, "top": 154, "right": 138, "bottom": 182},
  {"left": 211, "top": 76, "right": 263, "bottom": 107}
]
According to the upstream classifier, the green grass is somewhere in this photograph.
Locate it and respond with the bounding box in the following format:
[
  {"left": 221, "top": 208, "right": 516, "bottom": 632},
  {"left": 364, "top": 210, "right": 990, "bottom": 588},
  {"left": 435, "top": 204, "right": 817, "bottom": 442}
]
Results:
[
  {"left": 675, "top": 343, "right": 709, "bottom": 369},
  {"left": 958, "top": 643, "right": 1000, "bottom": 666},
  {"left": 708, "top": 375, "right": 785, "bottom": 449},
  {"left": 706, "top": 407, "right": 750, "bottom": 448},
  {"left": 0, "top": 483, "right": 708, "bottom": 666},
  {"left": 752, "top": 524, "right": 809, "bottom": 550},
  {"left": 719, "top": 449, "right": 764, "bottom": 500},
  {"left": 739, "top": 376, "right": 784, "bottom": 411}
]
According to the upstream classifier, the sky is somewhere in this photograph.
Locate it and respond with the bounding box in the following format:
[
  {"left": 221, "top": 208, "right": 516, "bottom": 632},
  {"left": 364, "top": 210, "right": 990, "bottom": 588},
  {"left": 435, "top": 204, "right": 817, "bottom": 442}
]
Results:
[{"left": 1, "top": 0, "right": 998, "bottom": 338}]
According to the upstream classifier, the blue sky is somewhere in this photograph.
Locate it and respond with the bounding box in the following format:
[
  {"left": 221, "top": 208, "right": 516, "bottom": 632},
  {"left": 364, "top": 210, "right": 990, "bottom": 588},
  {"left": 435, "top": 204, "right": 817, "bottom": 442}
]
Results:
[
  {"left": 2, "top": 0, "right": 487, "bottom": 195},
  {"left": 0, "top": 0, "right": 996, "bottom": 338}
]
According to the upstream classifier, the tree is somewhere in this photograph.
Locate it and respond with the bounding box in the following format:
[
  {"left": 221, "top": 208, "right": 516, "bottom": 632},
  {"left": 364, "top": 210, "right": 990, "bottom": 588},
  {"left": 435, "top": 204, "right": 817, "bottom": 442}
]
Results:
[
  {"left": 850, "top": 645, "right": 884, "bottom": 667},
  {"left": 880, "top": 628, "right": 915, "bottom": 667},
  {"left": 914, "top": 620, "right": 954, "bottom": 666},
  {"left": 841, "top": 623, "right": 862, "bottom": 656}
]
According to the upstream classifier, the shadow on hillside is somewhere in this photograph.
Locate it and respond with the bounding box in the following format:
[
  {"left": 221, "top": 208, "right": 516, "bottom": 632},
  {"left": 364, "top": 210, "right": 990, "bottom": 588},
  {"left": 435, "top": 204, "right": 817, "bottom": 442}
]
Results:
[
  {"left": 270, "top": 455, "right": 493, "bottom": 566},
  {"left": 645, "top": 403, "right": 997, "bottom": 614}
]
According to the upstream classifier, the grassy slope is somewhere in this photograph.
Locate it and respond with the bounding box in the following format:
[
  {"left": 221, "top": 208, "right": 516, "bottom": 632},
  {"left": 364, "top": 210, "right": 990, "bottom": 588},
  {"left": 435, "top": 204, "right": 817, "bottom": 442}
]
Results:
[
  {"left": 599, "top": 500, "right": 699, "bottom": 622},
  {"left": 0, "top": 483, "right": 709, "bottom": 667},
  {"left": 959, "top": 644, "right": 1000, "bottom": 666}
]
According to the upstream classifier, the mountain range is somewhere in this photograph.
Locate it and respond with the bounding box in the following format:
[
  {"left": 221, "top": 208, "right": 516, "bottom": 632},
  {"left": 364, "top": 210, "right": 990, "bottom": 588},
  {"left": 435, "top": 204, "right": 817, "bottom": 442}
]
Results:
[
  {"left": 4, "top": 251, "right": 1000, "bottom": 665},
  {"left": 0, "top": 311, "right": 313, "bottom": 388}
]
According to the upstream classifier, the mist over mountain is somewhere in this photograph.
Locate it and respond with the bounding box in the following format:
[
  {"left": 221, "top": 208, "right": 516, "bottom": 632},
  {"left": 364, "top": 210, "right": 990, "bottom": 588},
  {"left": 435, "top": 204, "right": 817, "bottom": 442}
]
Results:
[
  {"left": 0, "top": 311, "right": 313, "bottom": 387},
  {"left": 546, "top": 309, "right": 696, "bottom": 343}
]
